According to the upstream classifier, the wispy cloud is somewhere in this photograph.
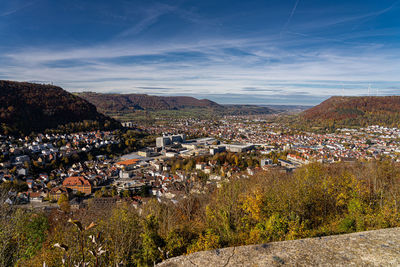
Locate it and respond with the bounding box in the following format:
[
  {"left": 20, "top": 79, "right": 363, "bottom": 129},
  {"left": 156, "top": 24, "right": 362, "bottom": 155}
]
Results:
[
  {"left": 242, "top": 87, "right": 283, "bottom": 93},
  {"left": 2, "top": 35, "right": 400, "bottom": 104},
  {"left": 0, "top": 0, "right": 37, "bottom": 17},
  {"left": 118, "top": 3, "right": 177, "bottom": 37},
  {"left": 136, "top": 86, "right": 174, "bottom": 90},
  {"left": 293, "top": 0, "right": 400, "bottom": 33},
  {"left": 281, "top": 0, "right": 300, "bottom": 33}
]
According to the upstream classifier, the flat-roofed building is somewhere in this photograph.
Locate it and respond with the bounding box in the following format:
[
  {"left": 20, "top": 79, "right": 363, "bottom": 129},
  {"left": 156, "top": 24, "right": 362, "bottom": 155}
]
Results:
[
  {"left": 138, "top": 150, "right": 151, "bottom": 157},
  {"left": 121, "top": 121, "right": 135, "bottom": 128},
  {"left": 210, "top": 146, "right": 226, "bottom": 155},
  {"left": 156, "top": 137, "right": 171, "bottom": 147},
  {"left": 261, "top": 158, "right": 273, "bottom": 166},
  {"left": 278, "top": 159, "right": 297, "bottom": 170},
  {"left": 156, "top": 134, "right": 186, "bottom": 147},
  {"left": 225, "top": 144, "right": 255, "bottom": 153}
]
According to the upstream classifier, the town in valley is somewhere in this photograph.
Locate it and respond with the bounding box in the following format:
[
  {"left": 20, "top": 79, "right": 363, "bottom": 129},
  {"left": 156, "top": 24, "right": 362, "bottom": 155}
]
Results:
[{"left": 2, "top": 114, "right": 399, "bottom": 210}]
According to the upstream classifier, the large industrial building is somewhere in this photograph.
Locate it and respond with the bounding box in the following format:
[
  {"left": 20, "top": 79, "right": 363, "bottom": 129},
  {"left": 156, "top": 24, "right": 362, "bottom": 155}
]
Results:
[
  {"left": 156, "top": 134, "right": 186, "bottom": 147},
  {"left": 224, "top": 144, "right": 255, "bottom": 153}
]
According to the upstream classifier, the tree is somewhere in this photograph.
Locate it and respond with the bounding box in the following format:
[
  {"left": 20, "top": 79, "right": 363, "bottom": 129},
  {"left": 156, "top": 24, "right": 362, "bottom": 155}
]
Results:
[
  {"left": 234, "top": 155, "right": 239, "bottom": 166},
  {"left": 52, "top": 219, "right": 98, "bottom": 267},
  {"left": 16, "top": 212, "right": 49, "bottom": 260},
  {"left": 46, "top": 182, "right": 53, "bottom": 190},
  {"left": 187, "top": 230, "right": 220, "bottom": 254},
  {"left": 99, "top": 206, "right": 142, "bottom": 266},
  {"left": 110, "top": 187, "right": 118, "bottom": 197},
  {"left": 184, "top": 160, "right": 195, "bottom": 171},
  {"left": 122, "top": 190, "right": 131, "bottom": 198},
  {"left": 0, "top": 208, "right": 49, "bottom": 266},
  {"left": 57, "top": 194, "right": 70, "bottom": 213},
  {"left": 94, "top": 190, "right": 103, "bottom": 198},
  {"left": 138, "top": 215, "right": 164, "bottom": 266}
]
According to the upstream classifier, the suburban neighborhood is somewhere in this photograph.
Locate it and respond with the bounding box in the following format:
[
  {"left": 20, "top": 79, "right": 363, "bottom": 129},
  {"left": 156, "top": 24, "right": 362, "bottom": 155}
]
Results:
[{"left": 2, "top": 115, "right": 400, "bottom": 212}]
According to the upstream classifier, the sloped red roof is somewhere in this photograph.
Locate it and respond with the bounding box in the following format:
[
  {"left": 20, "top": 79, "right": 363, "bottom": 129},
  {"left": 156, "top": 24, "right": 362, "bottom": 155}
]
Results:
[
  {"left": 29, "top": 191, "right": 42, "bottom": 198},
  {"left": 63, "top": 176, "right": 91, "bottom": 186}
]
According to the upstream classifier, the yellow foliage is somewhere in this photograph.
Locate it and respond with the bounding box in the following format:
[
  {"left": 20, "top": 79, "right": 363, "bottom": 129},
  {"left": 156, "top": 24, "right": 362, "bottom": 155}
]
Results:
[
  {"left": 187, "top": 230, "right": 220, "bottom": 254},
  {"left": 240, "top": 188, "right": 264, "bottom": 222}
]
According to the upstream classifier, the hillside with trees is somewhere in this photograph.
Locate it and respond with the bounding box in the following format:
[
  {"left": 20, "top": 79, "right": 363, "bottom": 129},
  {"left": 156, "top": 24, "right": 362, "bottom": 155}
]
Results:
[
  {"left": 300, "top": 96, "right": 400, "bottom": 129},
  {"left": 0, "top": 81, "right": 120, "bottom": 135},
  {"left": 77, "top": 92, "right": 222, "bottom": 111},
  {"left": 77, "top": 92, "right": 275, "bottom": 121},
  {"left": 3, "top": 161, "right": 400, "bottom": 266}
]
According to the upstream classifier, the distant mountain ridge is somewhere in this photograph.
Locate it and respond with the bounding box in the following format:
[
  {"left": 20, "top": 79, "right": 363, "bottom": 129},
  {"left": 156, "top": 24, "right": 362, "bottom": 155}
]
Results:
[
  {"left": 301, "top": 96, "right": 400, "bottom": 128},
  {"left": 77, "top": 92, "right": 275, "bottom": 116},
  {"left": 0, "top": 81, "right": 119, "bottom": 135},
  {"left": 77, "top": 92, "right": 221, "bottom": 111}
]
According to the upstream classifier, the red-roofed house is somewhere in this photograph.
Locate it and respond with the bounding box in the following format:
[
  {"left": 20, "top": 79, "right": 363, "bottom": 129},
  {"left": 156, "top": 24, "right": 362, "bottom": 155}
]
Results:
[
  {"left": 63, "top": 176, "right": 92, "bottom": 194},
  {"left": 115, "top": 159, "right": 140, "bottom": 170}
]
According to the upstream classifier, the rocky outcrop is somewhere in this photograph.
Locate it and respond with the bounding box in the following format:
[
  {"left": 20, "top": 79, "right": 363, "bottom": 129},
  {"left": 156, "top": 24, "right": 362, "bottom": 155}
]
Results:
[{"left": 158, "top": 228, "right": 400, "bottom": 266}]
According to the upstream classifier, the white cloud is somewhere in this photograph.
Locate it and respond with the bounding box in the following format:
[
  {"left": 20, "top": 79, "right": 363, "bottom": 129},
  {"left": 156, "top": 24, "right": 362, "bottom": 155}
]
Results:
[{"left": 1, "top": 29, "right": 400, "bottom": 104}]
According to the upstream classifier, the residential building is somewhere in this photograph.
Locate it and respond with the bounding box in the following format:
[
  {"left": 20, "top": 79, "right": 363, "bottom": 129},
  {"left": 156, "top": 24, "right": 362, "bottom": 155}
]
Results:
[{"left": 63, "top": 176, "right": 92, "bottom": 194}]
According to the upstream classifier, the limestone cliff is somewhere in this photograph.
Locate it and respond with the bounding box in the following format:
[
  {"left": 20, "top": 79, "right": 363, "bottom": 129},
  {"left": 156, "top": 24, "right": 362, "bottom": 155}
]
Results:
[{"left": 158, "top": 228, "right": 400, "bottom": 266}]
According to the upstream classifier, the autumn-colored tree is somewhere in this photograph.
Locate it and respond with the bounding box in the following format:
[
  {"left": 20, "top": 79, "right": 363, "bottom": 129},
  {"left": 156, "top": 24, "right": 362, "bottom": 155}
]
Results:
[
  {"left": 57, "top": 194, "right": 70, "bottom": 213},
  {"left": 138, "top": 215, "right": 165, "bottom": 266}
]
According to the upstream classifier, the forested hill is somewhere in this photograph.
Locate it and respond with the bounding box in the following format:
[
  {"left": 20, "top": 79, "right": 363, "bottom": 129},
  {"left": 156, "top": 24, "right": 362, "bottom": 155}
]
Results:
[
  {"left": 300, "top": 96, "right": 400, "bottom": 128},
  {"left": 0, "top": 81, "right": 120, "bottom": 135},
  {"left": 77, "top": 92, "right": 276, "bottom": 119},
  {"left": 77, "top": 92, "right": 222, "bottom": 111}
]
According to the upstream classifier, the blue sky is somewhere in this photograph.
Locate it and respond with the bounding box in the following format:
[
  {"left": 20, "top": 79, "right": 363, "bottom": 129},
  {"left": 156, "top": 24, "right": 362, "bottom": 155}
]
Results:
[{"left": 0, "top": 0, "right": 400, "bottom": 105}]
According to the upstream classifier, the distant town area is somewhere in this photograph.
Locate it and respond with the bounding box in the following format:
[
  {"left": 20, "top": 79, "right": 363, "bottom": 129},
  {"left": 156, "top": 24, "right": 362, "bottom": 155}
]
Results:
[{"left": 1, "top": 114, "right": 399, "bottom": 210}]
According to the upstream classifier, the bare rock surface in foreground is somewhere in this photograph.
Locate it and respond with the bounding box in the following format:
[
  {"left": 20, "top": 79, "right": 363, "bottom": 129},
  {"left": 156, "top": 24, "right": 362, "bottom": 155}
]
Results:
[{"left": 157, "top": 228, "right": 400, "bottom": 266}]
